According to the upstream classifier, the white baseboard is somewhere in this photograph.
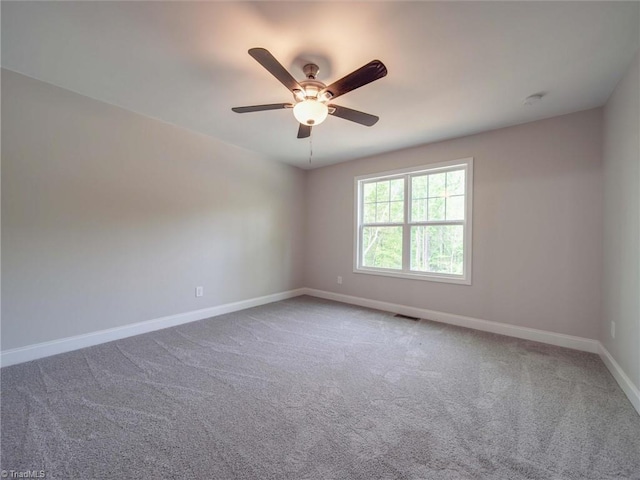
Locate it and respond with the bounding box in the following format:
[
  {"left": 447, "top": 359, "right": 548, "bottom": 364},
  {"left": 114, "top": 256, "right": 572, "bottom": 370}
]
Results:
[
  {"left": 303, "top": 288, "right": 600, "bottom": 353},
  {"left": 598, "top": 343, "right": 640, "bottom": 414},
  {"left": 0, "top": 288, "right": 306, "bottom": 367}
]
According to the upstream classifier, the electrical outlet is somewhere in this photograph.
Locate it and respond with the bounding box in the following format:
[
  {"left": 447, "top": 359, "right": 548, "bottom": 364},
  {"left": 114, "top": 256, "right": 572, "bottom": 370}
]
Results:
[
  {"left": 337, "top": 276, "right": 343, "bottom": 285},
  {"left": 611, "top": 321, "right": 616, "bottom": 339},
  {"left": 195, "top": 286, "right": 204, "bottom": 298}
]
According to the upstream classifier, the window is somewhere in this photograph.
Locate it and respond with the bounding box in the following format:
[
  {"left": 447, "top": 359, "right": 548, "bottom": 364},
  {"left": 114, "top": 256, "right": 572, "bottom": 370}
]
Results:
[{"left": 354, "top": 158, "right": 473, "bottom": 284}]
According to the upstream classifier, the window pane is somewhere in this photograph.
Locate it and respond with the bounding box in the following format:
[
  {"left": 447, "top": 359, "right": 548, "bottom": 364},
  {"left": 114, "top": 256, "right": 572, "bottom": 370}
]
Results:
[
  {"left": 362, "top": 226, "right": 403, "bottom": 269},
  {"left": 446, "top": 170, "right": 465, "bottom": 196},
  {"left": 428, "top": 173, "right": 446, "bottom": 197},
  {"left": 428, "top": 197, "right": 445, "bottom": 221},
  {"left": 390, "top": 179, "right": 404, "bottom": 201},
  {"left": 412, "top": 175, "right": 428, "bottom": 199},
  {"left": 390, "top": 200, "right": 404, "bottom": 223},
  {"left": 411, "top": 175, "right": 428, "bottom": 222},
  {"left": 411, "top": 198, "right": 427, "bottom": 222},
  {"left": 411, "top": 225, "right": 464, "bottom": 274},
  {"left": 375, "top": 203, "right": 389, "bottom": 223},
  {"left": 363, "top": 182, "right": 377, "bottom": 203},
  {"left": 363, "top": 203, "right": 376, "bottom": 223},
  {"left": 446, "top": 195, "right": 465, "bottom": 221},
  {"left": 376, "top": 181, "right": 390, "bottom": 202}
]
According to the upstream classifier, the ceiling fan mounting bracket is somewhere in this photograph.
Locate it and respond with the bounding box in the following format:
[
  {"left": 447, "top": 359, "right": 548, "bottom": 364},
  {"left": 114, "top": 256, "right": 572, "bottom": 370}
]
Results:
[{"left": 303, "top": 63, "right": 320, "bottom": 79}]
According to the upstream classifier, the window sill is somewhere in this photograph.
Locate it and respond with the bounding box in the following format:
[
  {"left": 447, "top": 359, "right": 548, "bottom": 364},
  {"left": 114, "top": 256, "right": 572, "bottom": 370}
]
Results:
[{"left": 353, "top": 267, "right": 471, "bottom": 285}]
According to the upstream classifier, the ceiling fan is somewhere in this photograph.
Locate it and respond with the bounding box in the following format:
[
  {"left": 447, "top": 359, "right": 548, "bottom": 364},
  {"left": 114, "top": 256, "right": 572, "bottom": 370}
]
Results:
[{"left": 232, "top": 48, "right": 387, "bottom": 139}]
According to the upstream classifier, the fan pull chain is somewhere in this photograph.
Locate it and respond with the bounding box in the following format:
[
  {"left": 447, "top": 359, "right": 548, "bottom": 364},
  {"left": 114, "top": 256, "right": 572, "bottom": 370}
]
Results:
[{"left": 309, "top": 131, "right": 313, "bottom": 165}]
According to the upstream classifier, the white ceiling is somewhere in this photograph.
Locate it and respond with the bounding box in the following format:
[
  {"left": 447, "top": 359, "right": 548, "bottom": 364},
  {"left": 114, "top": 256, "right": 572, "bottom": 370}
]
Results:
[{"left": 2, "top": 1, "right": 638, "bottom": 169}]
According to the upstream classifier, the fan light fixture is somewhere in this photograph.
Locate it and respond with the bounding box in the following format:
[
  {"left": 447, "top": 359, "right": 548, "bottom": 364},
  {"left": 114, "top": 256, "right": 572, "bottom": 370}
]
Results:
[
  {"left": 293, "top": 99, "right": 329, "bottom": 126},
  {"left": 231, "top": 48, "right": 387, "bottom": 139}
]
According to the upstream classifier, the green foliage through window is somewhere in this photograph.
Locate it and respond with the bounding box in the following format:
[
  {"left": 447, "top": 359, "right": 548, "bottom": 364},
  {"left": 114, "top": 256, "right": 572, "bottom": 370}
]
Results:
[
  {"left": 362, "top": 226, "right": 403, "bottom": 269},
  {"left": 410, "top": 225, "right": 463, "bottom": 274}
]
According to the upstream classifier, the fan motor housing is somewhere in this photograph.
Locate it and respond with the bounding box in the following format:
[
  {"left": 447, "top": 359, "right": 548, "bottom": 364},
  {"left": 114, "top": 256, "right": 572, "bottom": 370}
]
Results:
[{"left": 296, "top": 79, "right": 326, "bottom": 101}]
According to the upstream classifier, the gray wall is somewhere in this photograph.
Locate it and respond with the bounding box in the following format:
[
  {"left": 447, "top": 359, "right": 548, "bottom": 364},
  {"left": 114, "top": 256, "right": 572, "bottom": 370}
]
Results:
[
  {"left": 602, "top": 51, "right": 640, "bottom": 390},
  {"left": 305, "top": 109, "right": 603, "bottom": 339},
  {"left": 1, "top": 69, "right": 306, "bottom": 350}
]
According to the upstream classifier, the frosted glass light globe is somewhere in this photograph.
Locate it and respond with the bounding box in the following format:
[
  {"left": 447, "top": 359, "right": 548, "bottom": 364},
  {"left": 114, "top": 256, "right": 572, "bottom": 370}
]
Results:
[{"left": 293, "top": 99, "right": 329, "bottom": 126}]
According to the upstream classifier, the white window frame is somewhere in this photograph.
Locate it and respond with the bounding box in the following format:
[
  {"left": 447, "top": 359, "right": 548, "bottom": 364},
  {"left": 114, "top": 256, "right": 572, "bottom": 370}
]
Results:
[{"left": 353, "top": 158, "right": 473, "bottom": 285}]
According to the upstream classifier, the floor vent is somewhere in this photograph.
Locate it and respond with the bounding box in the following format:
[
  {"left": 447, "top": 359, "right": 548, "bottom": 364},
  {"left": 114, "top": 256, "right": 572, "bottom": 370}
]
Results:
[{"left": 394, "top": 313, "right": 420, "bottom": 321}]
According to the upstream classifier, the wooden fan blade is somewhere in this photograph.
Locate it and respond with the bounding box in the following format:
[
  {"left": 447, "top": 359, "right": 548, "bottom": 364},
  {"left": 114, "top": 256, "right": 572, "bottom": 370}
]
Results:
[
  {"left": 329, "top": 104, "right": 379, "bottom": 126},
  {"left": 321, "top": 60, "right": 387, "bottom": 100},
  {"left": 232, "top": 103, "right": 292, "bottom": 113},
  {"left": 249, "top": 48, "right": 303, "bottom": 94},
  {"left": 297, "top": 124, "right": 312, "bottom": 139}
]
